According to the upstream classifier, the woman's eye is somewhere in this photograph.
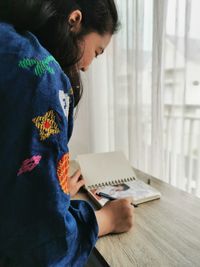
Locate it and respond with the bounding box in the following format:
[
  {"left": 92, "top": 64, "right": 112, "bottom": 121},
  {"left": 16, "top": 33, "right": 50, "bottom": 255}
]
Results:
[{"left": 95, "top": 52, "right": 98, "bottom": 58}]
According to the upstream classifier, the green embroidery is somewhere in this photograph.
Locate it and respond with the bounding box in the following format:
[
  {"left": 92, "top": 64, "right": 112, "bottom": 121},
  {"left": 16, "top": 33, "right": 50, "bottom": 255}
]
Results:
[{"left": 19, "top": 56, "right": 57, "bottom": 77}]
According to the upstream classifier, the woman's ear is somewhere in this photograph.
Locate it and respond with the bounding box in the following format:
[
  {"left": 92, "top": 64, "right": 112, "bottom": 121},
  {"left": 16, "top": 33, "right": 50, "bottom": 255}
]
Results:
[{"left": 68, "top": 10, "right": 82, "bottom": 32}]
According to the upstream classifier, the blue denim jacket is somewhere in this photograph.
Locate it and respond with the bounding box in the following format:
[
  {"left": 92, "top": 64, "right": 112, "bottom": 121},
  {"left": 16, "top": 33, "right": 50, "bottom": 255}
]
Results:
[{"left": 0, "top": 22, "right": 98, "bottom": 267}]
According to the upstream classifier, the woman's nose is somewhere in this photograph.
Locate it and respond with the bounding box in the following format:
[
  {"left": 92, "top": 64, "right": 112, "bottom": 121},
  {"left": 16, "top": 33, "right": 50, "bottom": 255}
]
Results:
[{"left": 81, "top": 66, "right": 88, "bottom": 72}]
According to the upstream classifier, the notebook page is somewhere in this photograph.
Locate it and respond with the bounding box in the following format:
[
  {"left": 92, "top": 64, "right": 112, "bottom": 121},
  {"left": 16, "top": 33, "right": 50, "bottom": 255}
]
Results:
[
  {"left": 96, "top": 180, "right": 161, "bottom": 204},
  {"left": 77, "top": 151, "right": 136, "bottom": 187}
]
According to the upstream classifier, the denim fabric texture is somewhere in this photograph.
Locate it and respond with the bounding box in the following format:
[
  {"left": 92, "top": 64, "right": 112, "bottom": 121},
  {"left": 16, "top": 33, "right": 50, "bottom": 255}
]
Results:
[{"left": 0, "top": 22, "right": 98, "bottom": 267}]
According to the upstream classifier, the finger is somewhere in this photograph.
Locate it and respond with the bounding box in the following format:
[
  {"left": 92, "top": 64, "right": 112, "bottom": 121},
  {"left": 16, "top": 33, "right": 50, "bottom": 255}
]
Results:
[
  {"left": 70, "top": 169, "right": 81, "bottom": 181},
  {"left": 124, "top": 197, "right": 135, "bottom": 208},
  {"left": 75, "top": 178, "right": 86, "bottom": 192},
  {"left": 126, "top": 197, "right": 134, "bottom": 204},
  {"left": 77, "top": 177, "right": 86, "bottom": 187}
]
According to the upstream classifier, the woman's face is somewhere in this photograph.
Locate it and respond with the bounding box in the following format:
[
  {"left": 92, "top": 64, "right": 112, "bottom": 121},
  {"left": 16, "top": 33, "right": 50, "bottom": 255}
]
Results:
[{"left": 78, "top": 32, "right": 112, "bottom": 71}]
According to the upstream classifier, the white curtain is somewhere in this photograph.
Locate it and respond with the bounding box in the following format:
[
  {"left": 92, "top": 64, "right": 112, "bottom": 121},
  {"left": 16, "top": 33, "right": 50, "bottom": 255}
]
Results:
[
  {"left": 164, "top": 0, "right": 200, "bottom": 195},
  {"left": 70, "top": 0, "right": 200, "bottom": 197}
]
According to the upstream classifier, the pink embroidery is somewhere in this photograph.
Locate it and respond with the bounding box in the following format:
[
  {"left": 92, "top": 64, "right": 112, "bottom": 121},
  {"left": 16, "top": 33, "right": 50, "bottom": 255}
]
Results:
[{"left": 17, "top": 155, "right": 42, "bottom": 176}]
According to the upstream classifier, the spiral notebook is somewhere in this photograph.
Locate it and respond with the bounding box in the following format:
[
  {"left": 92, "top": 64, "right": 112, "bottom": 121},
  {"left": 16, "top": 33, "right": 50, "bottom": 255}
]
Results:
[{"left": 77, "top": 151, "right": 161, "bottom": 206}]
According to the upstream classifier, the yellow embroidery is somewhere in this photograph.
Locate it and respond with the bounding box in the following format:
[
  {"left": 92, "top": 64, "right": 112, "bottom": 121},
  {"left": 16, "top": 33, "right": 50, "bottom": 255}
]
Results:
[
  {"left": 57, "top": 153, "right": 70, "bottom": 194},
  {"left": 69, "top": 88, "right": 73, "bottom": 95},
  {"left": 32, "top": 110, "right": 60, "bottom": 141}
]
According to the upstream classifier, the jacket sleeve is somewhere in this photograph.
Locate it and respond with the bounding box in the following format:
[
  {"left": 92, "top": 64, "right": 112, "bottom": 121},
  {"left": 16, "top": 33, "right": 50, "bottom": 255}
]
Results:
[{"left": 0, "top": 51, "right": 98, "bottom": 267}]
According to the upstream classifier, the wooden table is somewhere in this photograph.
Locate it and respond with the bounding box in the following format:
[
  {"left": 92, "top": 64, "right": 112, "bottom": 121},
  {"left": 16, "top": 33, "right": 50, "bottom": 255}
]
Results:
[{"left": 71, "top": 164, "right": 200, "bottom": 267}]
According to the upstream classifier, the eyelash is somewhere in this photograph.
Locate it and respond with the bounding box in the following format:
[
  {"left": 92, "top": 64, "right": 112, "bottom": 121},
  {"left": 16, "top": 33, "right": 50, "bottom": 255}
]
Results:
[{"left": 95, "top": 52, "right": 99, "bottom": 58}]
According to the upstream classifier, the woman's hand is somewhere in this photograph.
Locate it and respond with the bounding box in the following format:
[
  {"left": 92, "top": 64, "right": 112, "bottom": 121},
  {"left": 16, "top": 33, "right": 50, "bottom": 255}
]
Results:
[
  {"left": 95, "top": 198, "right": 134, "bottom": 236},
  {"left": 68, "top": 170, "right": 85, "bottom": 197}
]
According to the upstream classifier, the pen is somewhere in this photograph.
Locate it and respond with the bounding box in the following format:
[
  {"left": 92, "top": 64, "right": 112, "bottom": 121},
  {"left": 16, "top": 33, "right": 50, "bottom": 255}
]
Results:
[{"left": 96, "top": 191, "right": 138, "bottom": 208}]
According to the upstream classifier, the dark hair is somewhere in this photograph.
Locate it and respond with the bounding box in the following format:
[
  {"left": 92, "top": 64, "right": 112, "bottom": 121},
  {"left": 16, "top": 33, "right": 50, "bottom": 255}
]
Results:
[{"left": 0, "top": 0, "right": 119, "bottom": 106}]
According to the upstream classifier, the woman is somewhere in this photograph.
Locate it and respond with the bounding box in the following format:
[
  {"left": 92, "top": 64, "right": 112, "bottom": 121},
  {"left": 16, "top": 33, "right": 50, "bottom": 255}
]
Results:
[{"left": 0, "top": 1, "right": 134, "bottom": 266}]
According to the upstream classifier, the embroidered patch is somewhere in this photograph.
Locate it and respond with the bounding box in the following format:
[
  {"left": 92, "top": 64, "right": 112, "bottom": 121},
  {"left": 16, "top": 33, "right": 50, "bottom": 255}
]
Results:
[
  {"left": 59, "top": 90, "right": 70, "bottom": 118},
  {"left": 32, "top": 110, "right": 60, "bottom": 141},
  {"left": 17, "top": 155, "right": 42, "bottom": 176},
  {"left": 57, "top": 153, "right": 70, "bottom": 194},
  {"left": 19, "top": 56, "right": 57, "bottom": 77}
]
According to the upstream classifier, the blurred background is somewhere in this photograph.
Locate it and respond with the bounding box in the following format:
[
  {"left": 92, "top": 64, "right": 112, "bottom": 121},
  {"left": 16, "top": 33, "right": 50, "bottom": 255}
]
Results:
[{"left": 70, "top": 0, "right": 200, "bottom": 198}]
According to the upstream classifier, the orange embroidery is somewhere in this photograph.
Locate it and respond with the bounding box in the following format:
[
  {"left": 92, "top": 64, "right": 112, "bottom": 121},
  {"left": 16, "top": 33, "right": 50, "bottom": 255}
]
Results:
[
  {"left": 57, "top": 153, "right": 70, "bottom": 194},
  {"left": 32, "top": 110, "right": 60, "bottom": 141}
]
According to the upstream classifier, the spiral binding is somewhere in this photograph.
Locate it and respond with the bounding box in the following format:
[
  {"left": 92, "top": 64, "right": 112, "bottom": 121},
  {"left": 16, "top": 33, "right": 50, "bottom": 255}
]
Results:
[{"left": 87, "top": 176, "right": 136, "bottom": 190}]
